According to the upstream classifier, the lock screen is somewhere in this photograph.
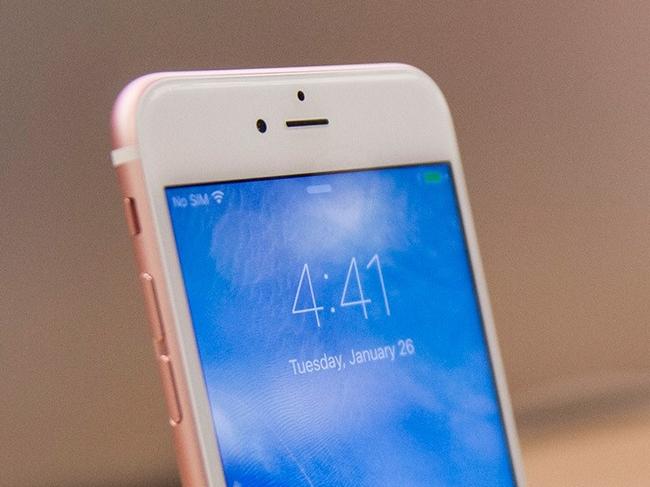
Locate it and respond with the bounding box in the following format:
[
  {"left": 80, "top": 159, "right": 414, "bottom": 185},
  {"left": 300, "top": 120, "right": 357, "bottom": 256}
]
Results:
[{"left": 165, "top": 162, "right": 516, "bottom": 486}]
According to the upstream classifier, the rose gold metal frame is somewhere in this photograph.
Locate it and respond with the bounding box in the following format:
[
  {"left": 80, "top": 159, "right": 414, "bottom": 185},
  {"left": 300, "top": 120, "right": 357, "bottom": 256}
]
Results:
[{"left": 113, "top": 143, "right": 209, "bottom": 485}]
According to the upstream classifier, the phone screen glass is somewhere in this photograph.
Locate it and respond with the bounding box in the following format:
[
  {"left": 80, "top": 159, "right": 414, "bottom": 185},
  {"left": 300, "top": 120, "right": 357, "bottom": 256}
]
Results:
[{"left": 166, "top": 162, "right": 516, "bottom": 486}]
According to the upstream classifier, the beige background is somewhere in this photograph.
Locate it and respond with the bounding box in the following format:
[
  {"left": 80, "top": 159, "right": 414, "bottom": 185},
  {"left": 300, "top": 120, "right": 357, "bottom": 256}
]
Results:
[{"left": 1, "top": 2, "right": 649, "bottom": 486}]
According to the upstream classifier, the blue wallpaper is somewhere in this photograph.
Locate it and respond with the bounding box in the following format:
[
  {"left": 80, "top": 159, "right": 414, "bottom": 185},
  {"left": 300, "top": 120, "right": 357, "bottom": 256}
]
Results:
[{"left": 166, "top": 163, "right": 515, "bottom": 486}]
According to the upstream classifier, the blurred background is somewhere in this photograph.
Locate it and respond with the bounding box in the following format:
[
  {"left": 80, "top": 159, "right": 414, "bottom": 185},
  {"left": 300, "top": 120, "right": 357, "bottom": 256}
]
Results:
[{"left": 1, "top": 1, "right": 649, "bottom": 486}]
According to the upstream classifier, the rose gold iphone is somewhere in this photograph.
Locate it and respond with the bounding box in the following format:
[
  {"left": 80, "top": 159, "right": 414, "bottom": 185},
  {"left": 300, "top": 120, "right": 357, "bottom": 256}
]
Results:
[{"left": 111, "top": 64, "right": 525, "bottom": 486}]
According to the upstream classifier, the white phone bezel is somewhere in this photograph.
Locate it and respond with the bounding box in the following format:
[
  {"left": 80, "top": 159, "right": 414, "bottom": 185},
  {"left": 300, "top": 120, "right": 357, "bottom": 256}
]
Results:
[{"left": 129, "top": 64, "right": 525, "bottom": 486}]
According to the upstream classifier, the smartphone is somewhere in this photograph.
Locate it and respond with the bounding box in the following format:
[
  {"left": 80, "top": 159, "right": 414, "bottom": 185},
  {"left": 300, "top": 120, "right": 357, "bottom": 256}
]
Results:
[{"left": 111, "top": 64, "right": 525, "bottom": 486}]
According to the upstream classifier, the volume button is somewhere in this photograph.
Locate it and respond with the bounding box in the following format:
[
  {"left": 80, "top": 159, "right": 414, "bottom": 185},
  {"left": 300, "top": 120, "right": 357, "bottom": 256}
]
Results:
[
  {"left": 140, "top": 273, "right": 165, "bottom": 343},
  {"left": 159, "top": 355, "right": 183, "bottom": 425}
]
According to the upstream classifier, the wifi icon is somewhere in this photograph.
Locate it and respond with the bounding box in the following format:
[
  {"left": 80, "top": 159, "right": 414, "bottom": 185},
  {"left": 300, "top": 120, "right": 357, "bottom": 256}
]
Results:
[{"left": 211, "top": 190, "right": 224, "bottom": 204}]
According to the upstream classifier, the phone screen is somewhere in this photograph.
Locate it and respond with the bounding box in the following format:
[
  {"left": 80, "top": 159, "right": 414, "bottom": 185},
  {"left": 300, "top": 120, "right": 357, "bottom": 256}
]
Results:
[{"left": 165, "top": 163, "right": 517, "bottom": 486}]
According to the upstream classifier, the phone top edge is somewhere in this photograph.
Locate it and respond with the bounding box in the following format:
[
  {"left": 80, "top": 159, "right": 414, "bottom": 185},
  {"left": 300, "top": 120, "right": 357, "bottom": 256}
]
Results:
[{"left": 109, "top": 63, "right": 431, "bottom": 153}]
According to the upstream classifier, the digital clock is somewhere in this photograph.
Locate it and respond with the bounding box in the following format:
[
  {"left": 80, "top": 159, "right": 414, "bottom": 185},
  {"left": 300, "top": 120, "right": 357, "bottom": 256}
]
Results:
[{"left": 292, "top": 254, "right": 390, "bottom": 327}]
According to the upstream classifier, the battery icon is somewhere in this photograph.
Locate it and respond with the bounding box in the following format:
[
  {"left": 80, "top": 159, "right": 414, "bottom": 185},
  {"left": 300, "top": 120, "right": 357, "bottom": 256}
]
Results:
[{"left": 423, "top": 171, "right": 442, "bottom": 183}]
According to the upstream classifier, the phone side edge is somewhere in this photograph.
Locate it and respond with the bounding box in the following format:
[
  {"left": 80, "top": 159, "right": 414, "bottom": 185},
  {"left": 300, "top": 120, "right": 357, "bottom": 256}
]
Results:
[
  {"left": 412, "top": 69, "right": 528, "bottom": 485},
  {"left": 111, "top": 74, "right": 215, "bottom": 487},
  {"left": 451, "top": 160, "right": 528, "bottom": 486},
  {"left": 446, "top": 120, "right": 527, "bottom": 487}
]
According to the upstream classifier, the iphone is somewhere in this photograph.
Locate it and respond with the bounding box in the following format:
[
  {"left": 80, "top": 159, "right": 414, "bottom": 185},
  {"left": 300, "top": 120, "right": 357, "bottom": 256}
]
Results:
[{"left": 111, "top": 64, "right": 525, "bottom": 486}]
